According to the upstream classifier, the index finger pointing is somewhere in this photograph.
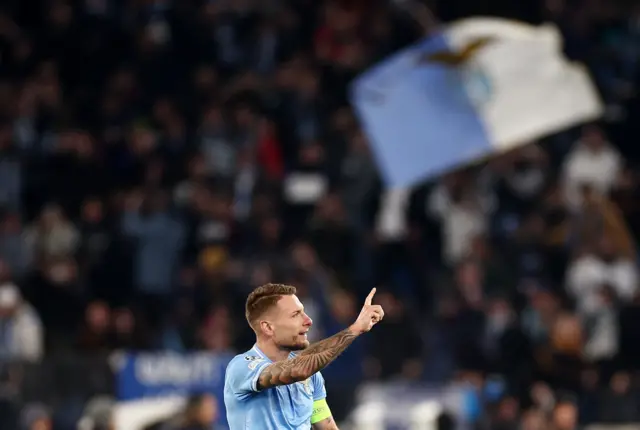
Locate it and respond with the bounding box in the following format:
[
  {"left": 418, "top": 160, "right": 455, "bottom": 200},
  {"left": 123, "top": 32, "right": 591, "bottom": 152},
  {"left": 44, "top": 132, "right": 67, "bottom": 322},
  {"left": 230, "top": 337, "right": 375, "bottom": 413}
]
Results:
[{"left": 365, "top": 288, "right": 377, "bottom": 306}]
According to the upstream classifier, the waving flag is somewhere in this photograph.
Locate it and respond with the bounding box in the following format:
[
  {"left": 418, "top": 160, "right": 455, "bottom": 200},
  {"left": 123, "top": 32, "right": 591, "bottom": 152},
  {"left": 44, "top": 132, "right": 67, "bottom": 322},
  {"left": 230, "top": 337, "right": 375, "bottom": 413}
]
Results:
[{"left": 351, "top": 17, "right": 603, "bottom": 188}]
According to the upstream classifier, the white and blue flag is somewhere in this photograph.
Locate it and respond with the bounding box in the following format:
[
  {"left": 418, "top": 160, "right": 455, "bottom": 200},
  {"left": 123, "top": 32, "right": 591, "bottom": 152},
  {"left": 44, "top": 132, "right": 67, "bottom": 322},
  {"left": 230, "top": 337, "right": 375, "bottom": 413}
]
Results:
[{"left": 351, "top": 17, "right": 603, "bottom": 188}]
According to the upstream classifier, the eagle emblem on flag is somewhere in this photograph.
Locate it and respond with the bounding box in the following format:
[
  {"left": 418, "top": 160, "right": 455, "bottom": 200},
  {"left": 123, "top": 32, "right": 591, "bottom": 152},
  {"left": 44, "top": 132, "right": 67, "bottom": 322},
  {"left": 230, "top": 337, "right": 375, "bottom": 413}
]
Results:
[
  {"left": 418, "top": 36, "right": 495, "bottom": 106},
  {"left": 419, "top": 36, "right": 494, "bottom": 66}
]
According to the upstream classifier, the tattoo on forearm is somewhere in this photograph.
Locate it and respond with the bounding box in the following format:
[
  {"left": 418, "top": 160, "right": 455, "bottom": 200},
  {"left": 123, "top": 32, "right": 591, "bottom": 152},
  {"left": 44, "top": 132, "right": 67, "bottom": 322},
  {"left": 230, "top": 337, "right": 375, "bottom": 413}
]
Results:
[
  {"left": 257, "top": 328, "right": 357, "bottom": 390},
  {"left": 313, "top": 417, "right": 339, "bottom": 430}
]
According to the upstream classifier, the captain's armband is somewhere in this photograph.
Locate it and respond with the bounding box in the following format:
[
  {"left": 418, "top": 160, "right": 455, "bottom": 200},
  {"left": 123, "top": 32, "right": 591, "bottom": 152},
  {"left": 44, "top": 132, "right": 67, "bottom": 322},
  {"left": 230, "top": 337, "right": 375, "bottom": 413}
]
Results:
[{"left": 311, "top": 398, "right": 332, "bottom": 424}]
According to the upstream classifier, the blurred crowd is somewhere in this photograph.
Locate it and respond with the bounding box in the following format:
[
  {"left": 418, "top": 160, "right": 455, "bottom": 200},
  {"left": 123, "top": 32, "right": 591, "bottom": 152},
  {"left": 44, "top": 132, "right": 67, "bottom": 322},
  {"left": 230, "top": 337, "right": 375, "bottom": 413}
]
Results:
[{"left": 0, "top": 0, "right": 640, "bottom": 429}]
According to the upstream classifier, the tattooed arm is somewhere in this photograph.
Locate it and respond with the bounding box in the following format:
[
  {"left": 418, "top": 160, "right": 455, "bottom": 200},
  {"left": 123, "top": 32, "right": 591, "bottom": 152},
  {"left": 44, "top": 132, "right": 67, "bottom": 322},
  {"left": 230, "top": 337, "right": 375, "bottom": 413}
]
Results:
[
  {"left": 312, "top": 416, "right": 339, "bottom": 430},
  {"left": 257, "top": 327, "right": 358, "bottom": 389},
  {"left": 257, "top": 288, "right": 384, "bottom": 390}
]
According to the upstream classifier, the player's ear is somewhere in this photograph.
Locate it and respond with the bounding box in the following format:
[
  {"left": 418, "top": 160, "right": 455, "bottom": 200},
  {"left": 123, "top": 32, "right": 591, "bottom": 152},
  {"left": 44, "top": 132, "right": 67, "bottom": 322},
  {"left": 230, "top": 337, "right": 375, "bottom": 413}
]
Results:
[{"left": 259, "top": 320, "right": 275, "bottom": 336}]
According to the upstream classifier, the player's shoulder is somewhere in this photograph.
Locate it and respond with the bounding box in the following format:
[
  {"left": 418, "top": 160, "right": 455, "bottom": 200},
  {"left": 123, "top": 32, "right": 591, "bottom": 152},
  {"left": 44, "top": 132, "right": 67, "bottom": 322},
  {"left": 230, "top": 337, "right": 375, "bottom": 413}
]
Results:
[{"left": 227, "top": 349, "right": 268, "bottom": 373}]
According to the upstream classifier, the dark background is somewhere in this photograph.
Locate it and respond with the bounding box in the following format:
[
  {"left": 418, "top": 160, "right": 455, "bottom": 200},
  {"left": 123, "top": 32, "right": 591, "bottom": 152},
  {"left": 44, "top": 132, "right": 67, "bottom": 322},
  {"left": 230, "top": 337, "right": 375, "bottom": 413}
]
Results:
[{"left": 0, "top": 0, "right": 639, "bottom": 429}]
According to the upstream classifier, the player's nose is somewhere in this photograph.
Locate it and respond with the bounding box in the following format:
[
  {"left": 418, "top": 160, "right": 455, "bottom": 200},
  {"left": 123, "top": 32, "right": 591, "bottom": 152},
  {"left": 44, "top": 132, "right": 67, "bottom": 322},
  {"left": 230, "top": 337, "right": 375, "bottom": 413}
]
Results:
[{"left": 303, "top": 313, "right": 313, "bottom": 327}]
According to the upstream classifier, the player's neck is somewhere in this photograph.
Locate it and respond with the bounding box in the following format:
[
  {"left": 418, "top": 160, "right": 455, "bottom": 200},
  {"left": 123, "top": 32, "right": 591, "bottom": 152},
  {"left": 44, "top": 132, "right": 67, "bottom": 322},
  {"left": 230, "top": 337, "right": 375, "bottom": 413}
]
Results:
[{"left": 255, "top": 339, "right": 290, "bottom": 362}]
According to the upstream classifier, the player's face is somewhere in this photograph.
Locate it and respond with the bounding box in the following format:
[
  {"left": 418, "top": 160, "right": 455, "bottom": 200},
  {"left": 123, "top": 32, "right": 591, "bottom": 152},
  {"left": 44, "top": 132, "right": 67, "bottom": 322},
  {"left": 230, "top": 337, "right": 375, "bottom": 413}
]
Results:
[{"left": 272, "top": 295, "right": 313, "bottom": 351}]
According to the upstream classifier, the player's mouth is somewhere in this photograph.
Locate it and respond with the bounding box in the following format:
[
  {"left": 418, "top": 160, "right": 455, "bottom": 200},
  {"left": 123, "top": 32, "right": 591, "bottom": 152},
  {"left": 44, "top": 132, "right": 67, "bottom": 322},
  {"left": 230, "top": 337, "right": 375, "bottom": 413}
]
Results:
[{"left": 299, "top": 329, "right": 309, "bottom": 338}]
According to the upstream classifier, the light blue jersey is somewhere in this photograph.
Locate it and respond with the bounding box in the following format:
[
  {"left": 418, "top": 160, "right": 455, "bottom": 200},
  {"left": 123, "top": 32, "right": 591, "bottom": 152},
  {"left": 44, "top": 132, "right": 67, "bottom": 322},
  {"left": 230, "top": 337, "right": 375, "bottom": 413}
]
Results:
[{"left": 224, "top": 345, "right": 327, "bottom": 430}]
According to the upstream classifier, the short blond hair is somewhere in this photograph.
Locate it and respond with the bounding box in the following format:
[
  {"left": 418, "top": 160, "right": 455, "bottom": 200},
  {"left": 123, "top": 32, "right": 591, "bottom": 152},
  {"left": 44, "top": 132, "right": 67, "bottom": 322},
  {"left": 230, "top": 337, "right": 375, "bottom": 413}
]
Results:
[{"left": 245, "top": 283, "right": 297, "bottom": 329}]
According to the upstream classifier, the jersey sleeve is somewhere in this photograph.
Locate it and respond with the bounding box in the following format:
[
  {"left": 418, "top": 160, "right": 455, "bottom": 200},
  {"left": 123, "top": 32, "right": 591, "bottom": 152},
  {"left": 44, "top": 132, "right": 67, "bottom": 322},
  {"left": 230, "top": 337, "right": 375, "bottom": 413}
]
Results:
[
  {"left": 226, "top": 355, "right": 270, "bottom": 396},
  {"left": 312, "top": 371, "right": 327, "bottom": 401}
]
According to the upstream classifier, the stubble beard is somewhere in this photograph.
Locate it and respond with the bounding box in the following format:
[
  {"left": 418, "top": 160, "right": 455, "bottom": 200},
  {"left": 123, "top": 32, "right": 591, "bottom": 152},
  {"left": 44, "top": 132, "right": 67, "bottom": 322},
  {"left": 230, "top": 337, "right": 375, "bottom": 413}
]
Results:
[{"left": 279, "top": 337, "right": 310, "bottom": 352}]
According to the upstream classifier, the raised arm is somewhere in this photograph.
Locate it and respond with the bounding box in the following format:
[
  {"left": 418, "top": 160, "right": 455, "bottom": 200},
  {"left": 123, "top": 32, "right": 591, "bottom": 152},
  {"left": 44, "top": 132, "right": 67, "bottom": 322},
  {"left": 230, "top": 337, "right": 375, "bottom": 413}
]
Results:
[
  {"left": 257, "top": 328, "right": 358, "bottom": 389},
  {"left": 257, "top": 288, "right": 384, "bottom": 390}
]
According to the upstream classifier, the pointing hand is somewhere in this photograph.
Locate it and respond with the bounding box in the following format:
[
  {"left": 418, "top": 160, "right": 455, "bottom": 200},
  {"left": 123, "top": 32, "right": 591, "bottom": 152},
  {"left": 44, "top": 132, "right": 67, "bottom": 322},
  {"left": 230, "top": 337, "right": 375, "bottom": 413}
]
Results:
[{"left": 350, "top": 288, "right": 385, "bottom": 335}]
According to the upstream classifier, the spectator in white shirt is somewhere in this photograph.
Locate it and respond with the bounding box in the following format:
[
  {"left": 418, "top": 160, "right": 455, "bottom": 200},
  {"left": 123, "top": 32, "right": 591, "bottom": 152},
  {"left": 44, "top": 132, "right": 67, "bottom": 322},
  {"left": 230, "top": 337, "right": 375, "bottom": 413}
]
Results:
[
  {"left": 562, "top": 125, "right": 622, "bottom": 208},
  {"left": 0, "top": 282, "right": 44, "bottom": 362},
  {"left": 566, "top": 237, "right": 638, "bottom": 316},
  {"left": 582, "top": 285, "right": 619, "bottom": 362},
  {"left": 428, "top": 181, "right": 490, "bottom": 266}
]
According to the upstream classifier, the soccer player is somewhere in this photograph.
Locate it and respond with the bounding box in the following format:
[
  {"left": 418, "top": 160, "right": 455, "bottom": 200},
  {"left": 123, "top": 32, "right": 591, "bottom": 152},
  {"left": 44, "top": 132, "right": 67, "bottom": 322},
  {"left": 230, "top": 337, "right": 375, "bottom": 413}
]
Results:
[{"left": 224, "top": 283, "right": 384, "bottom": 429}]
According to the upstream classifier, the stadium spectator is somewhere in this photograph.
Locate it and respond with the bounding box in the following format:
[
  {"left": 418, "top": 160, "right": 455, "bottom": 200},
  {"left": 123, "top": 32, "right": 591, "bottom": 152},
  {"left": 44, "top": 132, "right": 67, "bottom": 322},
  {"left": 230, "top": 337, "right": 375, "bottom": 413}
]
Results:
[
  {"left": 562, "top": 126, "right": 622, "bottom": 208},
  {"left": 76, "top": 301, "right": 111, "bottom": 353},
  {"left": 597, "top": 371, "right": 638, "bottom": 423},
  {"left": 175, "top": 393, "right": 219, "bottom": 430},
  {"left": 0, "top": 0, "right": 638, "bottom": 428},
  {"left": 0, "top": 282, "right": 43, "bottom": 362},
  {"left": 77, "top": 396, "right": 115, "bottom": 430},
  {"left": 20, "top": 403, "right": 52, "bottom": 430}
]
